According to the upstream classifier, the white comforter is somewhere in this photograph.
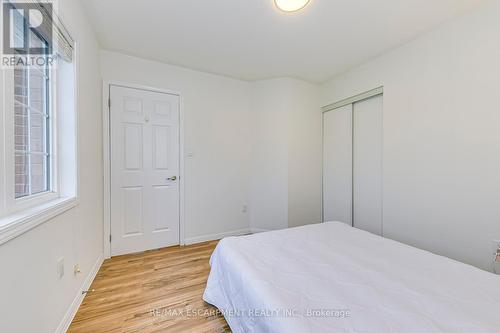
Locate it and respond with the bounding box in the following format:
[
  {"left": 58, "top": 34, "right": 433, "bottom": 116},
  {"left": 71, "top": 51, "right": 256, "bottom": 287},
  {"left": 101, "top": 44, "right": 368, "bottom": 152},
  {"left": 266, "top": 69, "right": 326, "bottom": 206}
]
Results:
[{"left": 203, "top": 222, "right": 500, "bottom": 333}]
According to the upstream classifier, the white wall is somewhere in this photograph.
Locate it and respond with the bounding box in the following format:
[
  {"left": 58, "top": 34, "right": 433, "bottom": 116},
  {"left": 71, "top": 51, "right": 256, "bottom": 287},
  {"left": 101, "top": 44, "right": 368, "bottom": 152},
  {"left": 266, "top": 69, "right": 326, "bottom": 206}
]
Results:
[
  {"left": 286, "top": 80, "right": 323, "bottom": 228},
  {"left": 250, "top": 78, "right": 322, "bottom": 231},
  {"left": 101, "top": 53, "right": 324, "bottom": 239},
  {"left": 321, "top": 0, "right": 500, "bottom": 271},
  {"left": 0, "top": 1, "right": 103, "bottom": 332},
  {"left": 100, "top": 51, "right": 252, "bottom": 242},
  {"left": 249, "top": 79, "right": 290, "bottom": 231}
]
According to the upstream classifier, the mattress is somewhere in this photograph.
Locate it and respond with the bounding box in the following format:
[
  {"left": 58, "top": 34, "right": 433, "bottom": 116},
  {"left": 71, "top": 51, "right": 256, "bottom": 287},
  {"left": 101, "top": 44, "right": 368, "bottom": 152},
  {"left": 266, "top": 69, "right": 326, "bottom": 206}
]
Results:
[{"left": 203, "top": 222, "right": 500, "bottom": 333}]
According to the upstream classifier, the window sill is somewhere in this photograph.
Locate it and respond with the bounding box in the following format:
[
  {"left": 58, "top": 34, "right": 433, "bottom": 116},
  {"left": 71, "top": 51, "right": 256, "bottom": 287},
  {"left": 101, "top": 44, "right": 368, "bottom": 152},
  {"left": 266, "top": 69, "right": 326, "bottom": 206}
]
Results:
[{"left": 0, "top": 197, "right": 78, "bottom": 246}]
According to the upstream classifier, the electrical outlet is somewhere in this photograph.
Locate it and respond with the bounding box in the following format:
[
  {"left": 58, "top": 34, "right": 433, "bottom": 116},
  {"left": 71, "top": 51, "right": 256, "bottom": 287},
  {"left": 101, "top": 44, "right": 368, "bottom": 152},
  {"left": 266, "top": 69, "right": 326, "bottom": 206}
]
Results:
[
  {"left": 57, "top": 257, "right": 65, "bottom": 279},
  {"left": 242, "top": 204, "right": 248, "bottom": 213},
  {"left": 74, "top": 264, "right": 81, "bottom": 275}
]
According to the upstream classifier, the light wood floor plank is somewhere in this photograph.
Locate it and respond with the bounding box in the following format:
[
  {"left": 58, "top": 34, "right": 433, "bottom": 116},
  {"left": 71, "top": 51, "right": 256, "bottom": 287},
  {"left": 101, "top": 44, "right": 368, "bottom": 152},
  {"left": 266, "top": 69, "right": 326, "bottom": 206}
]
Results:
[{"left": 68, "top": 241, "right": 230, "bottom": 333}]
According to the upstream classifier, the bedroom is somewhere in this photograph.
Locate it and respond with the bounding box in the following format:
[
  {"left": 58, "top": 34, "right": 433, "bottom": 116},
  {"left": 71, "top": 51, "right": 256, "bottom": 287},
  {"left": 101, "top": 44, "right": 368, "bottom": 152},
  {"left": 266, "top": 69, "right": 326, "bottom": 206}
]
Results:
[{"left": 0, "top": 0, "right": 499, "bottom": 332}]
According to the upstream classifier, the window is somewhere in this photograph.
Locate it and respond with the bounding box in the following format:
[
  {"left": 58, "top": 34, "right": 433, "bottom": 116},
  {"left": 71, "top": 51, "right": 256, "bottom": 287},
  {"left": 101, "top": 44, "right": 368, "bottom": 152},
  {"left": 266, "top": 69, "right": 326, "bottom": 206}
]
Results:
[
  {"left": 1, "top": 2, "right": 77, "bottom": 240},
  {"left": 14, "top": 34, "right": 51, "bottom": 199}
]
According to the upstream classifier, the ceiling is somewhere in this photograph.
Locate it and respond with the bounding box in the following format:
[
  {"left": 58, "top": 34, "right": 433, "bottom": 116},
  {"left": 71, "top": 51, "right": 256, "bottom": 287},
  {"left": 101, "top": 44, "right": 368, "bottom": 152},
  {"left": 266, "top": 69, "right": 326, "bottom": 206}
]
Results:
[{"left": 81, "top": 0, "right": 485, "bottom": 83}]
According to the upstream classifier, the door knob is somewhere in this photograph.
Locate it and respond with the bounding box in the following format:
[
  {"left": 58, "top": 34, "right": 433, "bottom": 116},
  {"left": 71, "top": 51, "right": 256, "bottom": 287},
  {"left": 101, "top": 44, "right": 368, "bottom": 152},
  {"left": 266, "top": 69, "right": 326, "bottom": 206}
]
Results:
[{"left": 167, "top": 176, "right": 177, "bottom": 181}]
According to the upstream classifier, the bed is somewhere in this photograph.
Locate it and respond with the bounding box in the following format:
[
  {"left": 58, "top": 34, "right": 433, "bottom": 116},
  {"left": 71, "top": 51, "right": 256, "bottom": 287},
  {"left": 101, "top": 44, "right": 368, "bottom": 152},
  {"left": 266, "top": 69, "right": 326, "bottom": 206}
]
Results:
[{"left": 203, "top": 222, "right": 500, "bottom": 333}]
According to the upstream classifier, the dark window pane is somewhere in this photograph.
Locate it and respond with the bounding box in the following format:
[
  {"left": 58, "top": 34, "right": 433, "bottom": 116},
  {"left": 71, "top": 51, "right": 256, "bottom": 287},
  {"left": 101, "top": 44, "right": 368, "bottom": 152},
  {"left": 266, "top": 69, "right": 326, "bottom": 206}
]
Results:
[
  {"left": 29, "top": 111, "right": 45, "bottom": 153},
  {"left": 14, "top": 68, "right": 28, "bottom": 105},
  {"left": 29, "top": 68, "right": 45, "bottom": 105},
  {"left": 30, "top": 153, "right": 48, "bottom": 195},
  {"left": 13, "top": 30, "right": 51, "bottom": 199},
  {"left": 14, "top": 105, "right": 29, "bottom": 151},
  {"left": 11, "top": 9, "right": 24, "bottom": 49},
  {"left": 15, "top": 153, "right": 29, "bottom": 198}
]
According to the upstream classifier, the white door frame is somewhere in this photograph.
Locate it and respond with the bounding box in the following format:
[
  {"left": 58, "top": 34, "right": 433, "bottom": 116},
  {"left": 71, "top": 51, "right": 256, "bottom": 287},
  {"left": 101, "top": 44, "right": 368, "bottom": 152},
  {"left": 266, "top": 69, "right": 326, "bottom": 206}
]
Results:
[{"left": 102, "top": 81, "right": 185, "bottom": 259}]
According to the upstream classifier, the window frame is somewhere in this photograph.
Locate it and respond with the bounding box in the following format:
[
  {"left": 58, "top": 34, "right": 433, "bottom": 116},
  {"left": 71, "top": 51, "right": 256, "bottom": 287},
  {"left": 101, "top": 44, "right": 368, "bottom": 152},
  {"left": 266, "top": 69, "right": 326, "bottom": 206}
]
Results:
[
  {"left": 0, "top": 3, "right": 78, "bottom": 245},
  {"left": 14, "top": 31, "right": 54, "bottom": 200},
  {"left": 5, "top": 73, "right": 59, "bottom": 217},
  {"left": 6, "top": 14, "right": 59, "bottom": 213},
  {"left": 0, "top": 53, "right": 77, "bottom": 239},
  {"left": 1, "top": 5, "right": 63, "bottom": 213}
]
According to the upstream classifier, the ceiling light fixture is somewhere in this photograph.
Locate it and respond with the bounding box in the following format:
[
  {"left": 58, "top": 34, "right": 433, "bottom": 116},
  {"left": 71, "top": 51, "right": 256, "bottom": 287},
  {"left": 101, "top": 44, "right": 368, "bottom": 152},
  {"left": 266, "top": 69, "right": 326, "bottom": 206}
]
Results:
[{"left": 274, "top": 0, "right": 311, "bottom": 13}]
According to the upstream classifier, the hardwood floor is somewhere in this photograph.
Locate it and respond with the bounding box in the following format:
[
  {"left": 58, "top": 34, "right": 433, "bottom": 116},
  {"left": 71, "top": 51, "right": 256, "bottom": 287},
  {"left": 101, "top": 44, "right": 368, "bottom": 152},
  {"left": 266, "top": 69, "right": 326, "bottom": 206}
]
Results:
[{"left": 68, "top": 241, "right": 230, "bottom": 333}]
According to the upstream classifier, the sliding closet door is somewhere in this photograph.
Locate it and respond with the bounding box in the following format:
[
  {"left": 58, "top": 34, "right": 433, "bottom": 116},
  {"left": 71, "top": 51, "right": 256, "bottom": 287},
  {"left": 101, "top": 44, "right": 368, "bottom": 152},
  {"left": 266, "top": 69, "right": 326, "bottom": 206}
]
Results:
[
  {"left": 323, "top": 105, "right": 352, "bottom": 225},
  {"left": 353, "top": 95, "right": 383, "bottom": 235}
]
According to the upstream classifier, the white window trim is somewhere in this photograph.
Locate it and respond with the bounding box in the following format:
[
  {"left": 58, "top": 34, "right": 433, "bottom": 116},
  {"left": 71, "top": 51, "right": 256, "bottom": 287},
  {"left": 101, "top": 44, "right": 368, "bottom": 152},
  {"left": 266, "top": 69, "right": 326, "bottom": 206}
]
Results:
[
  {"left": 3, "top": 63, "right": 60, "bottom": 211},
  {"left": 0, "top": 197, "right": 77, "bottom": 245},
  {"left": 8, "top": 62, "right": 58, "bottom": 213},
  {"left": 0, "top": 45, "right": 79, "bottom": 245}
]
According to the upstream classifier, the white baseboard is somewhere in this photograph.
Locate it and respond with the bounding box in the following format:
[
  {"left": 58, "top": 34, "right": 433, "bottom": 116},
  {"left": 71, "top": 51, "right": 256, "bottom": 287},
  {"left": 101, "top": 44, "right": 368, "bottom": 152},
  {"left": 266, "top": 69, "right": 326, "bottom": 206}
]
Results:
[
  {"left": 184, "top": 228, "right": 251, "bottom": 245},
  {"left": 55, "top": 254, "right": 104, "bottom": 333},
  {"left": 250, "top": 228, "right": 272, "bottom": 234}
]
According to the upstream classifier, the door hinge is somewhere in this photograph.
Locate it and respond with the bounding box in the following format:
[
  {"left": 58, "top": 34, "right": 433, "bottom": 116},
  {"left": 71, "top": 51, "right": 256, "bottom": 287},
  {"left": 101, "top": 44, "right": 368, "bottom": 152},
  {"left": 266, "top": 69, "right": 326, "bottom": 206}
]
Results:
[
  {"left": 108, "top": 98, "right": 111, "bottom": 108},
  {"left": 109, "top": 234, "right": 112, "bottom": 243}
]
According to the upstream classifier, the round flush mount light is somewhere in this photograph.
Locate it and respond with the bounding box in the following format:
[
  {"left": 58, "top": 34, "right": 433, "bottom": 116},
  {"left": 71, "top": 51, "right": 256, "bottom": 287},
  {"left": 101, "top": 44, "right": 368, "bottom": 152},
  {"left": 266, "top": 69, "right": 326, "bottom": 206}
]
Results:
[{"left": 274, "top": 0, "right": 311, "bottom": 13}]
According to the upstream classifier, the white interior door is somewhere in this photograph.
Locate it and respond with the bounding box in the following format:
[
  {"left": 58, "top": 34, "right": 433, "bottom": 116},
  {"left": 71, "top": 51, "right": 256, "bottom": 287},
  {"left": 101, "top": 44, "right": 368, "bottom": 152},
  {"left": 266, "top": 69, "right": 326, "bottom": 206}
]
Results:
[
  {"left": 323, "top": 105, "right": 353, "bottom": 225},
  {"left": 110, "top": 85, "right": 180, "bottom": 256},
  {"left": 353, "top": 95, "right": 383, "bottom": 235}
]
